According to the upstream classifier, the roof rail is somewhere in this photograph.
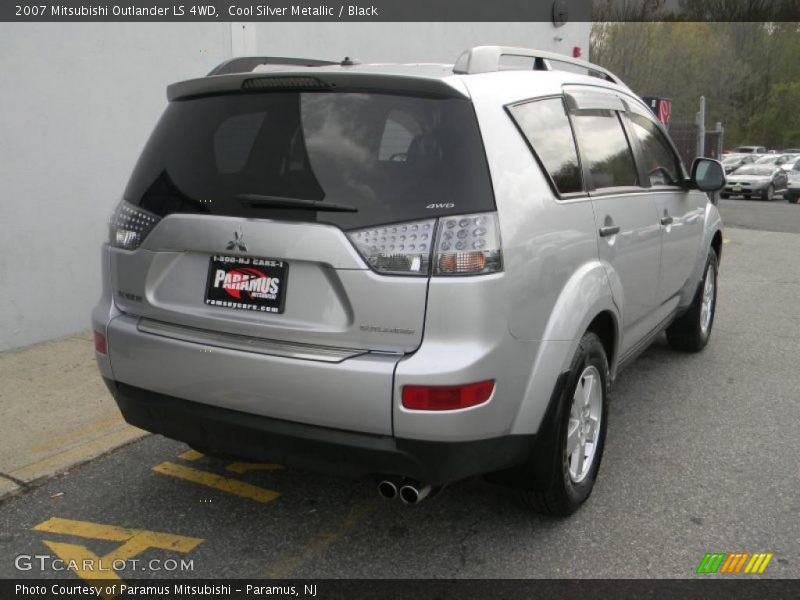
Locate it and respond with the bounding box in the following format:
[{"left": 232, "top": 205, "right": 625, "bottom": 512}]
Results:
[
  {"left": 453, "top": 46, "right": 624, "bottom": 86},
  {"left": 208, "top": 56, "right": 338, "bottom": 76}
]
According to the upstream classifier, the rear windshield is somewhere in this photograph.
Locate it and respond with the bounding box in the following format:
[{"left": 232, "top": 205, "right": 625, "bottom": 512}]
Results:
[{"left": 125, "top": 92, "right": 495, "bottom": 230}]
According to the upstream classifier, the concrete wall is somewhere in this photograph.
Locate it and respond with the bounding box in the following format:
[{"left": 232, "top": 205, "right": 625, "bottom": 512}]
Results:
[
  {"left": 0, "top": 24, "right": 231, "bottom": 351},
  {"left": 0, "top": 21, "right": 589, "bottom": 351},
  {"left": 249, "top": 22, "right": 591, "bottom": 63}
]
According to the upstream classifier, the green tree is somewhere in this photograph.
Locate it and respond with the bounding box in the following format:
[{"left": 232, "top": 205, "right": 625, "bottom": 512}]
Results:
[{"left": 590, "top": 21, "right": 800, "bottom": 148}]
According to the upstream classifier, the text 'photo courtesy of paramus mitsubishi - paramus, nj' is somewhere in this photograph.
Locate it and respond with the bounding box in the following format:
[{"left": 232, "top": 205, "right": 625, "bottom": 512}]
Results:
[{"left": 93, "top": 47, "right": 726, "bottom": 516}]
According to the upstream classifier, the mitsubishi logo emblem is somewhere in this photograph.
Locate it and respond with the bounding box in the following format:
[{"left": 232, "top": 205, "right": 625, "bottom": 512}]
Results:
[{"left": 226, "top": 227, "right": 248, "bottom": 252}]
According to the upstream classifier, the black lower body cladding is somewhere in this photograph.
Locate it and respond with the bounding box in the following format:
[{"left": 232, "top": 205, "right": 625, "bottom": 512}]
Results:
[{"left": 106, "top": 379, "right": 535, "bottom": 485}]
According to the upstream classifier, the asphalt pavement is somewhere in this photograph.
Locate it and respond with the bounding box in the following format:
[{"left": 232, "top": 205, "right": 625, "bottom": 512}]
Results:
[
  {"left": 1, "top": 201, "right": 799, "bottom": 582},
  {"left": 717, "top": 195, "right": 800, "bottom": 233}
]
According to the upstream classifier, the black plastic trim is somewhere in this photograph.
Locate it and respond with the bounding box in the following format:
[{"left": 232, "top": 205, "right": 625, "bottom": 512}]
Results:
[{"left": 107, "top": 380, "right": 535, "bottom": 485}]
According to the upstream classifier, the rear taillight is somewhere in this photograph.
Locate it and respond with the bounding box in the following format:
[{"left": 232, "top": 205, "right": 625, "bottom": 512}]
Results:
[
  {"left": 93, "top": 331, "right": 107, "bottom": 355},
  {"left": 347, "top": 212, "right": 502, "bottom": 277},
  {"left": 109, "top": 200, "right": 161, "bottom": 250},
  {"left": 433, "top": 212, "right": 502, "bottom": 276},
  {"left": 402, "top": 380, "right": 495, "bottom": 411},
  {"left": 346, "top": 219, "right": 436, "bottom": 276}
]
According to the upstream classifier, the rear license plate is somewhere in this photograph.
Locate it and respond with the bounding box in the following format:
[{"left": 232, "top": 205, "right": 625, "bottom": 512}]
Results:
[{"left": 205, "top": 255, "right": 288, "bottom": 314}]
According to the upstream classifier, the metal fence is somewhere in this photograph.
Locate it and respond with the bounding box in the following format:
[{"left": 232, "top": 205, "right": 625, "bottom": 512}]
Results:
[
  {"left": 667, "top": 122, "right": 724, "bottom": 166},
  {"left": 667, "top": 122, "right": 699, "bottom": 167}
]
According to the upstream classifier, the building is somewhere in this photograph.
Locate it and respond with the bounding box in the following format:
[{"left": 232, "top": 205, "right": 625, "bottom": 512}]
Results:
[{"left": 0, "top": 21, "right": 590, "bottom": 351}]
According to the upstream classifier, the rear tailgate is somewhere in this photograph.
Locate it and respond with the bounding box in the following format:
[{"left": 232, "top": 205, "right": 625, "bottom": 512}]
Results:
[
  {"left": 110, "top": 215, "right": 428, "bottom": 352},
  {"left": 106, "top": 82, "right": 495, "bottom": 432}
]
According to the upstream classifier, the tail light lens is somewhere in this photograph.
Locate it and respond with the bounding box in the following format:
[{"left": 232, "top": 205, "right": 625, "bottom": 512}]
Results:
[
  {"left": 109, "top": 200, "right": 161, "bottom": 250},
  {"left": 402, "top": 380, "right": 495, "bottom": 411},
  {"left": 434, "top": 212, "right": 502, "bottom": 275},
  {"left": 93, "top": 331, "right": 107, "bottom": 355},
  {"left": 346, "top": 219, "right": 436, "bottom": 276},
  {"left": 347, "top": 212, "right": 502, "bottom": 277}
]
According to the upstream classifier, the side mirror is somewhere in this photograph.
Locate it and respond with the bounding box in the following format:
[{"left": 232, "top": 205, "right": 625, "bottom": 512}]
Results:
[{"left": 690, "top": 157, "right": 725, "bottom": 192}]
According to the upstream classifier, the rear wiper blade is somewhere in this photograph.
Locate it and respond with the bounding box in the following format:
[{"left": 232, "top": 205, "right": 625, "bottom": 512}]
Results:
[{"left": 237, "top": 194, "right": 358, "bottom": 213}]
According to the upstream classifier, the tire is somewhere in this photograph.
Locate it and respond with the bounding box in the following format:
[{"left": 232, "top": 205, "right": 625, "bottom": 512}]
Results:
[
  {"left": 520, "top": 332, "right": 609, "bottom": 517},
  {"left": 720, "top": 193, "right": 729, "bottom": 199},
  {"left": 761, "top": 184, "right": 774, "bottom": 201},
  {"left": 666, "top": 250, "right": 718, "bottom": 353}
]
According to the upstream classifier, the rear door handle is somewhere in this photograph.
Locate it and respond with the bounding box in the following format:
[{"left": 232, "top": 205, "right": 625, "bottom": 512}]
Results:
[
  {"left": 599, "top": 225, "right": 620, "bottom": 237},
  {"left": 660, "top": 215, "right": 674, "bottom": 226}
]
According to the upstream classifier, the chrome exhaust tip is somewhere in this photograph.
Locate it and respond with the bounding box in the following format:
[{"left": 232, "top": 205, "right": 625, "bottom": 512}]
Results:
[
  {"left": 377, "top": 479, "right": 399, "bottom": 500},
  {"left": 399, "top": 482, "right": 432, "bottom": 505}
]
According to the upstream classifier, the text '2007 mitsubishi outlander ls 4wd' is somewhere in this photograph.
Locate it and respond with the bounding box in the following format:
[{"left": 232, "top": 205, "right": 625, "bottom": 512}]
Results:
[{"left": 93, "top": 47, "right": 725, "bottom": 516}]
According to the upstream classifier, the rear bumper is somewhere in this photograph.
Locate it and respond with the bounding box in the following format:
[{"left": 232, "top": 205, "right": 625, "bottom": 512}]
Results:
[{"left": 107, "top": 379, "right": 535, "bottom": 485}]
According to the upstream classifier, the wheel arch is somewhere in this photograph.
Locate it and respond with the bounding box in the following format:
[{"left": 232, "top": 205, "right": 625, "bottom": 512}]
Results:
[
  {"left": 711, "top": 229, "right": 723, "bottom": 264},
  {"left": 509, "top": 262, "right": 620, "bottom": 436},
  {"left": 586, "top": 310, "right": 618, "bottom": 375}
]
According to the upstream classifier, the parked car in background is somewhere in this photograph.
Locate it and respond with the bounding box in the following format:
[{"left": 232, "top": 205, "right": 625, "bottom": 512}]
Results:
[
  {"left": 721, "top": 153, "right": 757, "bottom": 174},
  {"left": 784, "top": 164, "right": 800, "bottom": 204},
  {"left": 722, "top": 164, "right": 788, "bottom": 200},
  {"left": 779, "top": 155, "right": 800, "bottom": 171},
  {"left": 733, "top": 145, "right": 767, "bottom": 153},
  {"left": 783, "top": 148, "right": 800, "bottom": 153},
  {"left": 755, "top": 153, "right": 796, "bottom": 167}
]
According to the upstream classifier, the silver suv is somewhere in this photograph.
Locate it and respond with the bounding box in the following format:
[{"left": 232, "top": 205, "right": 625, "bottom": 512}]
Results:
[{"left": 93, "top": 47, "right": 725, "bottom": 515}]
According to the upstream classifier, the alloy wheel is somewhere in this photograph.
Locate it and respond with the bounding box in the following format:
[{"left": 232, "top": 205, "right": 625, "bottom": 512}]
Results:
[{"left": 566, "top": 365, "right": 603, "bottom": 483}]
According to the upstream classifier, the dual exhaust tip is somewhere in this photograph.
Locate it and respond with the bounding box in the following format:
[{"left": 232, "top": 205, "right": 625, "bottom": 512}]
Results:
[{"left": 377, "top": 478, "right": 432, "bottom": 504}]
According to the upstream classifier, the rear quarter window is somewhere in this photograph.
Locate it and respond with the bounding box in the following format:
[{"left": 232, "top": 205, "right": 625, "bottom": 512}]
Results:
[{"left": 508, "top": 97, "right": 584, "bottom": 195}]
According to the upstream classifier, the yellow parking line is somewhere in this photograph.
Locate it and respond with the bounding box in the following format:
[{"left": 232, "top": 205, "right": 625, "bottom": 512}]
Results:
[
  {"left": 264, "top": 499, "right": 377, "bottom": 578},
  {"left": 178, "top": 449, "right": 205, "bottom": 461},
  {"left": 33, "top": 517, "right": 203, "bottom": 551},
  {"left": 226, "top": 462, "right": 283, "bottom": 474},
  {"left": 153, "top": 461, "right": 280, "bottom": 503},
  {"left": 34, "top": 517, "right": 135, "bottom": 541},
  {"left": 42, "top": 540, "right": 122, "bottom": 583},
  {"left": 723, "top": 238, "right": 731, "bottom": 244}
]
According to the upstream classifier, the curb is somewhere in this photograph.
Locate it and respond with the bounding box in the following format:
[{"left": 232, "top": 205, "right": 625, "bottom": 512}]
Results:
[{"left": 0, "top": 427, "right": 149, "bottom": 502}]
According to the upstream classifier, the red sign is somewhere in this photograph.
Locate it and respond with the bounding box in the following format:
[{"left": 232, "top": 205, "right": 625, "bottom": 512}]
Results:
[{"left": 658, "top": 98, "right": 672, "bottom": 125}]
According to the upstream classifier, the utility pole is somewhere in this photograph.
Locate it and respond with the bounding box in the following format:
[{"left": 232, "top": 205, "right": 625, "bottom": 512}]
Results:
[
  {"left": 695, "top": 96, "right": 706, "bottom": 158},
  {"left": 715, "top": 121, "right": 724, "bottom": 158}
]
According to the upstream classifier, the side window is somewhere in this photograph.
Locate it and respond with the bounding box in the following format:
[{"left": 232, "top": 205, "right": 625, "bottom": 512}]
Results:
[
  {"left": 571, "top": 109, "right": 639, "bottom": 189},
  {"left": 626, "top": 113, "right": 682, "bottom": 186},
  {"left": 508, "top": 97, "right": 583, "bottom": 194}
]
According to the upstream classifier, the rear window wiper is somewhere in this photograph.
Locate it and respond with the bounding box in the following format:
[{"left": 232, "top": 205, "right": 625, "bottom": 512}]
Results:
[{"left": 237, "top": 194, "right": 357, "bottom": 213}]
